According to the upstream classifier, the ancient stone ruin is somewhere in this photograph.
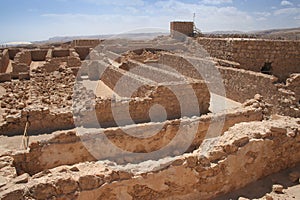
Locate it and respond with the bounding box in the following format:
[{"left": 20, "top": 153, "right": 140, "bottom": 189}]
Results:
[{"left": 0, "top": 30, "right": 299, "bottom": 200}]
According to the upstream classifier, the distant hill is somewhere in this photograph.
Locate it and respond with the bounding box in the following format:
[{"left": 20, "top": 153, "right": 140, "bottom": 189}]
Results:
[
  {"left": 251, "top": 27, "right": 300, "bottom": 40},
  {"left": 204, "top": 27, "right": 300, "bottom": 40},
  {"left": 35, "top": 32, "right": 169, "bottom": 44}
]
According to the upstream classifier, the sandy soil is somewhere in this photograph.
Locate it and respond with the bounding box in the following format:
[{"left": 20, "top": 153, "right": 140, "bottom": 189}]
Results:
[
  {"left": 210, "top": 93, "right": 241, "bottom": 113},
  {"left": 95, "top": 80, "right": 120, "bottom": 99},
  {"left": 0, "top": 131, "right": 64, "bottom": 156}
]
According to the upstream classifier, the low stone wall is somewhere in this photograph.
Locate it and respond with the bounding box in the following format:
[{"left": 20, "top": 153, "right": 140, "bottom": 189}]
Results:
[
  {"left": 198, "top": 38, "right": 300, "bottom": 81},
  {"left": 121, "top": 59, "right": 184, "bottom": 83},
  {"left": 8, "top": 48, "right": 20, "bottom": 60},
  {"left": 158, "top": 52, "right": 203, "bottom": 80},
  {"left": 217, "top": 66, "right": 279, "bottom": 104},
  {"left": 0, "top": 49, "right": 9, "bottom": 73},
  {"left": 12, "top": 105, "right": 262, "bottom": 175},
  {"left": 52, "top": 49, "right": 70, "bottom": 58},
  {"left": 72, "top": 39, "right": 101, "bottom": 48},
  {"left": 75, "top": 47, "right": 91, "bottom": 60},
  {"left": 14, "top": 50, "right": 31, "bottom": 66},
  {"left": 0, "top": 67, "right": 76, "bottom": 136},
  {"left": 0, "top": 73, "right": 11, "bottom": 83},
  {"left": 158, "top": 52, "right": 299, "bottom": 116},
  {"left": 88, "top": 82, "right": 209, "bottom": 128},
  {"left": 3, "top": 116, "right": 299, "bottom": 200},
  {"left": 286, "top": 73, "right": 300, "bottom": 102},
  {"left": 101, "top": 65, "right": 155, "bottom": 97},
  {"left": 0, "top": 108, "right": 74, "bottom": 136},
  {"left": 30, "top": 49, "right": 48, "bottom": 61},
  {"left": 43, "top": 56, "right": 81, "bottom": 72}
]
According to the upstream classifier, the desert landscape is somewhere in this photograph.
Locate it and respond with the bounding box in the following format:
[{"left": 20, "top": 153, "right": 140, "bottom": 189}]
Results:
[{"left": 0, "top": 20, "right": 299, "bottom": 200}]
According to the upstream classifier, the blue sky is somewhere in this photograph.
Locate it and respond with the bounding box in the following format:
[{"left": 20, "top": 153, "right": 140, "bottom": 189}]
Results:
[{"left": 0, "top": 0, "right": 300, "bottom": 43}]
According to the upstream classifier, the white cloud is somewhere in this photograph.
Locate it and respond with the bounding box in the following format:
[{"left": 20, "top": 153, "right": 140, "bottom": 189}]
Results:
[
  {"left": 42, "top": 0, "right": 254, "bottom": 33},
  {"left": 281, "top": 1, "right": 293, "bottom": 6},
  {"left": 254, "top": 12, "right": 271, "bottom": 17},
  {"left": 201, "top": 0, "right": 233, "bottom": 5},
  {"left": 79, "top": 0, "right": 144, "bottom": 6},
  {"left": 257, "top": 17, "right": 267, "bottom": 21},
  {"left": 274, "top": 7, "right": 300, "bottom": 15}
]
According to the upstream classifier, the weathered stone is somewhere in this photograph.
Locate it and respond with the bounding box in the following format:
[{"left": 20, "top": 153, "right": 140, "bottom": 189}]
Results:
[
  {"left": 289, "top": 171, "right": 300, "bottom": 182},
  {"left": 30, "top": 182, "right": 57, "bottom": 199},
  {"left": 78, "top": 175, "right": 101, "bottom": 190},
  {"left": 13, "top": 173, "right": 29, "bottom": 184},
  {"left": 0, "top": 176, "right": 7, "bottom": 187},
  {"left": 272, "top": 184, "right": 284, "bottom": 193},
  {"left": 56, "top": 177, "right": 78, "bottom": 194}
]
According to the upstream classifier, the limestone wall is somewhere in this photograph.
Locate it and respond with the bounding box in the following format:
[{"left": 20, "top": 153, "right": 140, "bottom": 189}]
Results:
[
  {"left": 52, "top": 49, "right": 70, "bottom": 58},
  {"left": 11, "top": 51, "right": 31, "bottom": 78},
  {"left": 158, "top": 52, "right": 203, "bottom": 80},
  {"left": 14, "top": 50, "right": 31, "bottom": 66},
  {"left": 101, "top": 65, "right": 155, "bottom": 97},
  {"left": 0, "top": 73, "right": 11, "bottom": 83},
  {"left": 75, "top": 47, "right": 91, "bottom": 60},
  {"left": 198, "top": 38, "right": 300, "bottom": 81},
  {"left": 286, "top": 73, "right": 300, "bottom": 102},
  {"left": 158, "top": 53, "right": 299, "bottom": 116},
  {"left": 12, "top": 105, "right": 262, "bottom": 175},
  {"left": 0, "top": 49, "right": 9, "bottom": 73},
  {"left": 218, "top": 66, "right": 279, "bottom": 103},
  {"left": 4, "top": 116, "right": 299, "bottom": 200},
  {"left": 0, "top": 109, "right": 74, "bottom": 136},
  {"left": 170, "top": 21, "right": 194, "bottom": 37},
  {"left": 43, "top": 56, "right": 81, "bottom": 72},
  {"left": 72, "top": 39, "right": 101, "bottom": 48},
  {"left": 121, "top": 59, "right": 184, "bottom": 83},
  {"left": 90, "top": 82, "right": 209, "bottom": 128},
  {"left": 30, "top": 49, "right": 48, "bottom": 61},
  {"left": 8, "top": 48, "right": 20, "bottom": 60}
]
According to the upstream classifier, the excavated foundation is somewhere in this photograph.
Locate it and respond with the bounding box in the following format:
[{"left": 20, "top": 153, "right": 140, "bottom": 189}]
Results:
[{"left": 0, "top": 36, "right": 299, "bottom": 200}]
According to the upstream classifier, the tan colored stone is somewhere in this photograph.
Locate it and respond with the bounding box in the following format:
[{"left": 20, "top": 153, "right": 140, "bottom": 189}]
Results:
[{"left": 272, "top": 184, "right": 284, "bottom": 193}]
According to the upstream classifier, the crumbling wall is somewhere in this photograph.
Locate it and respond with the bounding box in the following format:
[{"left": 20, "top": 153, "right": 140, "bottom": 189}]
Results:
[
  {"left": 0, "top": 73, "right": 11, "bottom": 82},
  {"left": 120, "top": 59, "right": 184, "bottom": 83},
  {"left": 100, "top": 65, "right": 156, "bottom": 97},
  {"left": 75, "top": 47, "right": 91, "bottom": 60},
  {"left": 198, "top": 38, "right": 300, "bottom": 81},
  {"left": 71, "top": 39, "right": 101, "bottom": 48},
  {"left": 90, "top": 82, "right": 210, "bottom": 128},
  {"left": 0, "top": 67, "right": 76, "bottom": 136},
  {"left": 286, "top": 73, "right": 300, "bottom": 102},
  {"left": 218, "top": 66, "right": 279, "bottom": 104},
  {"left": 8, "top": 48, "right": 20, "bottom": 60},
  {"left": 11, "top": 51, "right": 31, "bottom": 78},
  {"left": 0, "top": 49, "right": 9, "bottom": 73},
  {"left": 43, "top": 56, "right": 81, "bottom": 72},
  {"left": 12, "top": 105, "right": 262, "bottom": 175},
  {"left": 0, "top": 109, "right": 74, "bottom": 136},
  {"left": 3, "top": 116, "right": 299, "bottom": 200},
  {"left": 14, "top": 50, "right": 31, "bottom": 66},
  {"left": 158, "top": 52, "right": 203, "bottom": 80},
  {"left": 30, "top": 49, "right": 48, "bottom": 61},
  {"left": 158, "top": 53, "right": 299, "bottom": 116},
  {"left": 52, "top": 49, "right": 70, "bottom": 58}
]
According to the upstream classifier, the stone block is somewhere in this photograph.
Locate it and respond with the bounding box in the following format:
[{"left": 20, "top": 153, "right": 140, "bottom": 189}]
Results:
[{"left": 0, "top": 73, "right": 11, "bottom": 82}]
